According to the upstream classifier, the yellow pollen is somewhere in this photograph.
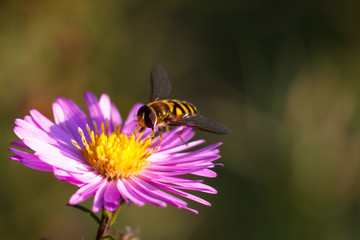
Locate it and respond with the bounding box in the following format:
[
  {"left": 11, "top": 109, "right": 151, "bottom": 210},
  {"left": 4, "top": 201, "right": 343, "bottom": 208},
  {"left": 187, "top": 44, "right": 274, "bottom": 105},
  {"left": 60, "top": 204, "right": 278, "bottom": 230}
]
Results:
[{"left": 72, "top": 123, "right": 157, "bottom": 180}]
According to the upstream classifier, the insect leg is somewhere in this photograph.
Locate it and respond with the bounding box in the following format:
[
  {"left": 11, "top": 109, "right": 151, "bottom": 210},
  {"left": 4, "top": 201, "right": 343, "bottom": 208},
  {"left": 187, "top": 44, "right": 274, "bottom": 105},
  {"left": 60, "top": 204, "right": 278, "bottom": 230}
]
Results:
[
  {"left": 133, "top": 125, "right": 140, "bottom": 135},
  {"left": 159, "top": 128, "right": 164, "bottom": 142},
  {"left": 177, "top": 126, "right": 186, "bottom": 144}
]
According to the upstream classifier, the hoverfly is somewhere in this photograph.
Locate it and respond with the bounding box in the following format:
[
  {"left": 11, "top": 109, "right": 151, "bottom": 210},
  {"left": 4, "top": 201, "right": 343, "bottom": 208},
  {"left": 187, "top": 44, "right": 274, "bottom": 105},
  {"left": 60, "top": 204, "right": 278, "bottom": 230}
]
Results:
[{"left": 137, "top": 65, "right": 231, "bottom": 140}]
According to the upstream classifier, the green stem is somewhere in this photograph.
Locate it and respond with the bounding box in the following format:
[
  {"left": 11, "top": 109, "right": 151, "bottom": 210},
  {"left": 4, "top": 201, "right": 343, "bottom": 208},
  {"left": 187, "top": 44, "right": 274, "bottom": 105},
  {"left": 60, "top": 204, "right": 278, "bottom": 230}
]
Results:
[
  {"left": 67, "top": 204, "right": 100, "bottom": 224},
  {"left": 96, "top": 201, "right": 125, "bottom": 240}
]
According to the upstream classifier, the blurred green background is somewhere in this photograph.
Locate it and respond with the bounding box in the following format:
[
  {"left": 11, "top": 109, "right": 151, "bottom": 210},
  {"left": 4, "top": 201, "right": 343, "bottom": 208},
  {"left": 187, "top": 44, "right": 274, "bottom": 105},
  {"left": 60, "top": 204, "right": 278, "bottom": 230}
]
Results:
[{"left": 1, "top": 0, "right": 360, "bottom": 239}]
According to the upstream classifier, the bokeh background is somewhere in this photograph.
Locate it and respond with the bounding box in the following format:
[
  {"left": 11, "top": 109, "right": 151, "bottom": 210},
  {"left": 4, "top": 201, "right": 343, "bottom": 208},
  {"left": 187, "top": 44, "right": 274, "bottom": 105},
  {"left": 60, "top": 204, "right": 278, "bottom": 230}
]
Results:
[{"left": 1, "top": 0, "right": 360, "bottom": 239}]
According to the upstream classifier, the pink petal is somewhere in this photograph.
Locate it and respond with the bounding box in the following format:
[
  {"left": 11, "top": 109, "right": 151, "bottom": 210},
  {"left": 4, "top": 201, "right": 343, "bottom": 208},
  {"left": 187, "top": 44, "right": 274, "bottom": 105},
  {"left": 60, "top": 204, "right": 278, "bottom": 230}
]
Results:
[
  {"left": 146, "top": 162, "right": 215, "bottom": 172},
  {"left": 84, "top": 91, "right": 104, "bottom": 130},
  {"left": 149, "top": 180, "right": 211, "bottom": 206},
  {"left": 29, "top": 109, "right": 54, "bottom": 132},
  {"left": 22, "top": 137, "right": 90, "bottom": 172},
  {"left": 160, "top": 127, "right": 195, "bottom": 150},
  {"left": 121, "top": 103, "right": 143, "bottom": 136},
  {"left": 30, "top": 109, "right": 78, "bottom": 150},
  {"left": 141, "top": 174, "right": 216, "bottom": 193},
  {"left": 92, "top": 179, "right": 108, "bottom": 212},
  {"left": 155, "top": 139, "right": 205, "bottom": 155},
  {"left": 132, "top": 176, "right": 187, "bottom": 208},
  {"left": 104, "top": 181, "right": 121, "bottom": 212},
  {"left": 14, "top": 120, "right": 81, "bottom": 157},
  {"left": 192, "top": 169, "right": 218, "bottom": 178},
  {"left": 170, "top": 181, "right": 217, "bottom": 194},
  {"left": 53, "top": 168, "right": 83, "bottom": 186},
  {"left": 23, "top": 115, "right": 35, "bottom": 125},
  {"left": 69, "top": 175, "right": 103, "bottom": 205},
  {"left": 52, "top": 98, "right": 91, "bottom": 143},
  {"left": 9, "top": 148, "right": 53, "bottom": 172},
  {"left": 99, "top": 94, "right": 111, "bottom": 121},
  {"left": 110, "top": 103, "right": 122, "bottom": 126},
  {"left": 124, "top": 178, "right": 166, "bottom": 207},
  {"left": 69, "top": 171, "right": 100, "bottom": 183},
  {"left": 10, "top": 140, "right": 30, "bottom": 149},
  {"left": 9, "top": 155, "right": 21, "bottom": 162},
  {"left": 183, "top": 207, "right": 199, "bottom": 214},
  {"left": 150, "top": 155, "right": 221, "bottom": 166},
  {"left": 117, "top": 179, "right": 145, "bottom": 206}
]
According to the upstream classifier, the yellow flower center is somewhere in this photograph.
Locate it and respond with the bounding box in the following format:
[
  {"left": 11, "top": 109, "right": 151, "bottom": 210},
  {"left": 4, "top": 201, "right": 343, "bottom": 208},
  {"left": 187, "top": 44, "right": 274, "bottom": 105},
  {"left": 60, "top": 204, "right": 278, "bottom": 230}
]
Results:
[{"left": 72, "top": 122, "right": 156, "bottom": 180}]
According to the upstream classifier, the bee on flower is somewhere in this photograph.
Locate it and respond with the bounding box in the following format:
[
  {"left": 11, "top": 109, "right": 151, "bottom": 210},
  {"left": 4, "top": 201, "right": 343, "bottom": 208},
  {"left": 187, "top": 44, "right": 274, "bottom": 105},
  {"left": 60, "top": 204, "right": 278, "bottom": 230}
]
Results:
[{"left": 9, "top": 91, "right": 223, "bottom": 214}]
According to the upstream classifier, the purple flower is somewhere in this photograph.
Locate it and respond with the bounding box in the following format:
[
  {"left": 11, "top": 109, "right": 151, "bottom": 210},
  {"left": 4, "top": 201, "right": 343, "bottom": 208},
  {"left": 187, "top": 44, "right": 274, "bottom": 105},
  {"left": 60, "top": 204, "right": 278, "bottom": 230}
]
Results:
[{"left": 9, "top": 92, "right": 222, "bottom": 214}]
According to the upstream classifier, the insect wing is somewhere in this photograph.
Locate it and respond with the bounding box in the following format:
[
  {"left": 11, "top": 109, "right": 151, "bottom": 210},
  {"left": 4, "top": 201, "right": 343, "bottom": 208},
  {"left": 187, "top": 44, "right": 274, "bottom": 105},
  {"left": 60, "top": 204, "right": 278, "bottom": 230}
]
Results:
[
  {"left": 150, "top": 65, "right": 172, "bottom": 102},
  {"left": 178, "top": 115, "right": 231, "bottom": 134}
]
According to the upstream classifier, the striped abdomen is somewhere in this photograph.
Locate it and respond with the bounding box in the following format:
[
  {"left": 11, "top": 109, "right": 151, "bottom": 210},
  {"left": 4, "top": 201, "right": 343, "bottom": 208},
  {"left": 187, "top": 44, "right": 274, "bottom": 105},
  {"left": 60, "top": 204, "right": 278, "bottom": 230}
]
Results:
[{"left": 148, "top": 99, "right": 197, "bottom": 124}]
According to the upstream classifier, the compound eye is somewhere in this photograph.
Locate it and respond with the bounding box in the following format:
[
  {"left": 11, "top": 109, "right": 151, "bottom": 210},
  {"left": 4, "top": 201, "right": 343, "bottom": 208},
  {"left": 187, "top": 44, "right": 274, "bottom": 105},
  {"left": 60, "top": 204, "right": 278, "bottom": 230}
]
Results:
[
  {"left": 137, "top": 106, "right": 146, "bottom": 119},
  {"left": 137, "top": 105, "right": 156, "bottom": 128},
  {"left": 145, "top": 109, "right": 156, "bottom": 128}
]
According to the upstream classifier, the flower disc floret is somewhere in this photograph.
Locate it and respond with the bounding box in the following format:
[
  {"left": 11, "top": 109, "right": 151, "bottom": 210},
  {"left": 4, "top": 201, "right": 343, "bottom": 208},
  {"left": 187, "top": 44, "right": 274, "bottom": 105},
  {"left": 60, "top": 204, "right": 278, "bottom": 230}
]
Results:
[{"left": 72, "top": 123, "right": 155, "bottom": 180}]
